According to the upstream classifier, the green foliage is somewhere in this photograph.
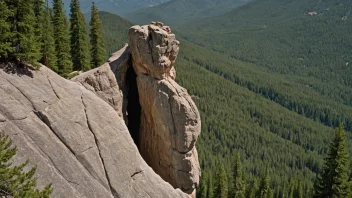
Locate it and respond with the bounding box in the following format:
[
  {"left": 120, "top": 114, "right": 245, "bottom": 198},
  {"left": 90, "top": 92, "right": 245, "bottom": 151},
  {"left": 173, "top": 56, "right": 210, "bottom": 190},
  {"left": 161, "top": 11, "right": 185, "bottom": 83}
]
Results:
[
  {"left": 197, "top": 171, "right": 208, "bottom": 198},
  {"left": 96, "top": 11, "right": 132, "bottom": 55},
  {"left": 179, "top": 0, "right": 352, "bottom": 131},
  {"left": 314, "top": 125, "right": 350, "bottom": 198},
  {"left": 1, "top": 0, "right": 40, "bottom": 66},
  {"left": 214, "top": 164, "right": 228, "bottom": 198},
  {"left": 232, "top": 152, "right": 245, "bottom": 198},
  {"left": 53, "top": 0, "right": 72, "bottom": 76},
  {"left": 89, "top": 2, "right": 106, "bottom": 68},
  {"left": 257, "top": 169, "right": 273, "bottom": 198},
  {"left": 35, "top": 1, "right": 57, "bottom": 70},
  {"left": 0, "top": 0, "right": 12, "bottom": 58},
  {"left": 0, "top": 133, "right": 52, "bottom": 197},
  {"left": 70, "top": 0, "right": 90, "bottom": 71}
]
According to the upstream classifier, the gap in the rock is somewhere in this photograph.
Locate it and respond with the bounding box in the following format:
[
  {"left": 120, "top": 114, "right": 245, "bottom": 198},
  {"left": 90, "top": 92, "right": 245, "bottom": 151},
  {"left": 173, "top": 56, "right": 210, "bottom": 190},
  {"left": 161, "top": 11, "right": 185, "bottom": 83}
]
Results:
[{"left": 126, "top": 65, "right": 141, "bottom": 148}]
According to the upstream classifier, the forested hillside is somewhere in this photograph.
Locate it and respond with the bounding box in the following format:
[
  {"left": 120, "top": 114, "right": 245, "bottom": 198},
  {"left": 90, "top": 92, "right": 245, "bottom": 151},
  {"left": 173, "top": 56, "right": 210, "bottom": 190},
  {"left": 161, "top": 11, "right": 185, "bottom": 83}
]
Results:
[
  {"left": 123, "top": 0, "right": 253, "bottom": 25},
  {"left": 99, "top": 8, "right": 352, "bottom": 196},
  {"left": 98, "top": 12, "right": 132, "bottom": 55}
]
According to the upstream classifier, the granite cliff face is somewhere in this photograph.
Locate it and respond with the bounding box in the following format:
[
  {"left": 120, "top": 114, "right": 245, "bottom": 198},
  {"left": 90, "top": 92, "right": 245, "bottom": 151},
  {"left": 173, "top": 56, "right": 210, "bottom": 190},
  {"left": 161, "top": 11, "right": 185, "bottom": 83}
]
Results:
[
  {"left": 0, "top": 23, "right": 200, "bottom": 197},
  {"left": 129, "top": 24, "right": 201, "bottom": 194}
]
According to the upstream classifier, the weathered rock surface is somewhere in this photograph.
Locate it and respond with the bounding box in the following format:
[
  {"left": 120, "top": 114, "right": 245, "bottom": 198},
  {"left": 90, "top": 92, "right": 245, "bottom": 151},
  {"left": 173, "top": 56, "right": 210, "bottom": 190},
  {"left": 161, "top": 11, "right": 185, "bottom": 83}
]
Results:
[
  {"left": 129, "top": 24, "right": 201, "bottom": 194},
  {"left": 129, "top": 24, "right": 179, "bottom": 80},
  {"left": 72, "top": 44, "right": 131, "bottom": 120},
  {"left": 0, "top": 64, "right": 188, "bottom": 198}
]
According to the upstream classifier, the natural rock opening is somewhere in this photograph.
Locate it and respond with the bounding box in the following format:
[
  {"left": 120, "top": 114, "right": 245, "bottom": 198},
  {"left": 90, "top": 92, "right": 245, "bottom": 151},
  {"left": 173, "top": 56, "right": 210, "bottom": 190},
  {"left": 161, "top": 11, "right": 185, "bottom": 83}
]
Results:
[{"left": 126, "top": 65, "right": 141, "bottom": 147}]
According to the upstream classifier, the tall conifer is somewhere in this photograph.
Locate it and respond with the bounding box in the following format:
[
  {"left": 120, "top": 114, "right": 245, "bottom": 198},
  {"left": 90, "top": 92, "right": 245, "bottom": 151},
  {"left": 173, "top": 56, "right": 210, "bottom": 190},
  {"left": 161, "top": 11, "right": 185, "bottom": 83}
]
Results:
[
  {"left": 4, "top": 0, "right": 40, "bottom": 65},
  {"left": 0, "top": 1, "right": 11, "bottom": 58},
  {"left": 233, "top": 153, "right": 246, "bottom": 198},
  {"left": 90, "top": 2, "right": 106, "bottom": 68},
  {"left": 257, "top": 169, "right": 273, "bottom": 198},
  {"left": 53, "top": 0, "right": 72, "bottom": 76},
  {"left": 34, "top": 0, "right": 57, "bottom": 70},
  {"left": 198, "top": 171, "right": 208, "bottom": 198},
  {"left": 70, "top": 0, "right": 90, "bottom": 71},
  {"left": 214, "top": 164, "right": 228, "bottom": 198},
  {"left": 314, "top": 125, "right": 350, "bottom": 197}
]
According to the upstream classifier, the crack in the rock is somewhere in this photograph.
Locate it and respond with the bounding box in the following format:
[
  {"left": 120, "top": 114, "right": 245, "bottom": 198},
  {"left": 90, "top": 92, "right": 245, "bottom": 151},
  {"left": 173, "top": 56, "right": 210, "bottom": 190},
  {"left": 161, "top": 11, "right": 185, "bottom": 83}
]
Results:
[
  {"left": 4, "top": 78, "right": 35, "bottom": 110},
  {"left": 79, "top": 146, "right": 94, "bottom": 154},
  {"left": 7, "top": 118, "right": 85, "bottom": 198},
  {"left": 32, "top": 110, "right": 108, "bottom": 192},
  {"left": 131, "top": 170, "right": 144, "bottom": 179},
  {"left": 46, "top": 76, "right": 60, "bottom": 99},
  {"left": 8, "top": 116, "right": 27, "bottom": 121},
  {"left": 81, "top": 93, "right": 120, "bottom": 198}
]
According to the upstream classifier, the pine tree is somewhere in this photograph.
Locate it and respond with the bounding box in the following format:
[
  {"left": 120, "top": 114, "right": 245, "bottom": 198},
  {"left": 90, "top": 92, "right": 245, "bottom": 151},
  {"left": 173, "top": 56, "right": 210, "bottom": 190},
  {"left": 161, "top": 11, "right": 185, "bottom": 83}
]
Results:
[
  {"left": 214, "top": 164, "right": 228, "bottom": 198},
  {"left": 294, "top": 180, "right": 304, "bottom": 198},
  {"left": 34, "top": 0, "right": 57, "bottom": 70},
  {"left": 3, "top": 0, "right": 40, "bottom": 66},
  {"left": 0, "top": 133, "right": 52, "bottom": 197},
  {"left": 257, "top": 169, "right": 273, "bottom": 198},
  {"left": 246, "top": 178, "right": 258, "bottom": 198},
  {"left": 53, "top": 0, "right": 72, "bottom": 76},
  {"left": 0, "top": 0, "right": 12, "bottom": 58},
  {"left": 208, "top": 175, "right": 214, "bottom": 198},
  {"left": 314, "top": 125, "right": 350, "bottom": 198},
  {"left": 70, "top": 0, "right": 90, "bottom": 71},
  {"left": 198, "top": 171, "right": 208, "bottom": 198},
  {"left": 90, "top": 2, "right": 106, "bottom": 68},
  {"left": 232, "top": 152, "right": 245, "bottom": 198}
]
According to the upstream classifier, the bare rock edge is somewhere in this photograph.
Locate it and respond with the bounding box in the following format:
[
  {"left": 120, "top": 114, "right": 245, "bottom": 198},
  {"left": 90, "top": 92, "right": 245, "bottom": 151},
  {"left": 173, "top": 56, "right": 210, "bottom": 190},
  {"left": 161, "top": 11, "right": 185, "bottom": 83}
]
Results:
[{"left": 0, "top": 24, "right": 200, "bottom": 198}]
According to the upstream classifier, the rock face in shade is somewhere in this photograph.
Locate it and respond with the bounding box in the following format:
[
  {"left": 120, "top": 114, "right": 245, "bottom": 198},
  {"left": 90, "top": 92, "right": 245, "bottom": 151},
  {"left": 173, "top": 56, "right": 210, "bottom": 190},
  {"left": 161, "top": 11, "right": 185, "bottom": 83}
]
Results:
[
  {"left": 129, "top": 24, "right": 201, "bottom": 194},
  {"left": 0, "top": 64, "right": 188, "bottom": 198}
]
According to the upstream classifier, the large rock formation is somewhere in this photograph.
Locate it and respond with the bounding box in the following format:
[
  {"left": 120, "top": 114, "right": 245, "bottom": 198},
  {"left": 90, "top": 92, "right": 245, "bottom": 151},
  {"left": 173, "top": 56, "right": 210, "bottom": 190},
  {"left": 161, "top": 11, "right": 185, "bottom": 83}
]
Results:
[
  {"left": 129, "top": 24, "right": 201, "bottom": 194},
  {"left": 0, "top": 23, "right": 201, "bottom": 198},
  {"left": 0, "top": 64, "right": 187, "bottom": 198}
]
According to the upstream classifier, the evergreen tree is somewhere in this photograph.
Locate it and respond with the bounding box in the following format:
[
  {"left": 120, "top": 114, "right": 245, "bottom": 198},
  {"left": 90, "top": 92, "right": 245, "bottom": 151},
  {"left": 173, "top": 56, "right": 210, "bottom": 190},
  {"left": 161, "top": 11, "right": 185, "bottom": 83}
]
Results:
[
  {"left": 314, "top": 125, "right": 350, "bottom": 198},
  {"left": 0, "top": 0, "right": 12, "bottom": 58},
  {"left": 0, "top": 133, "right": 52, "bottom": 197},
  {"left": 198, "top": 171, "right": 208, "bottom": 198},
  {"left": 41, "top": 7, "right": 57, "bottom": 71},
  {"left": 208, "top": 175, "right": 214, "bottom": 198},
  {"left": 53, "top": 0, "right": 72, "bottom": 76},
  {"left": 90, "top": 2, "right": 106, "bottom": 68},
  {"left": 34, "top": 0, "right": 57, "bottom": 70},
  {"left": 70, "top": 0, "right": 90, "bottom": 71},
  {"left": 246, "top": 178, "right": 258, "bottom": 198},
  {"left": 214, "top": 164, "right": 228, "bottom": 198},
  {"left": 232, "top": 152, "right": 245, "bottom": 198},
  {"left": 257, "top": 169, "right": 273, "bottom": 198},
  {"left": 294, "top": 180, "right": 304, "bottom": 198},
  {"left": 3, "top": 0, "right": 40, "bottom": 66}
]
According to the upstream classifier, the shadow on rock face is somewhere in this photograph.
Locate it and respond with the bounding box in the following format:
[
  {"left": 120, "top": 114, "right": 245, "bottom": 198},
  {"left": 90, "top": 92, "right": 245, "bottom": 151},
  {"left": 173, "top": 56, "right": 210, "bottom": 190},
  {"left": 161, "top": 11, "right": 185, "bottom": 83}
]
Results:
[{"left": 0, "top": 61, "right": 34, "bottom": 78}]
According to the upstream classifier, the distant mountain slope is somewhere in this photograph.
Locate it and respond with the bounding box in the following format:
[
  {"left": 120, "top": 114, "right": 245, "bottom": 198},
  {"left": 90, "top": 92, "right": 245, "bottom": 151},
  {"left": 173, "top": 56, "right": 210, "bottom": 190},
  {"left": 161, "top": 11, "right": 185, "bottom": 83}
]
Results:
[
  {"left": 98, "top": 12, "right": 133, "bottom": 55},
  {"left": 62, "top": 0, "right": 169, "bottom": 14},
  {"left": 123, "top": 0, "right": 253, "bottom": 25},
  {"left": 178, "top": 0, "right": 352, "bottom": 130}
]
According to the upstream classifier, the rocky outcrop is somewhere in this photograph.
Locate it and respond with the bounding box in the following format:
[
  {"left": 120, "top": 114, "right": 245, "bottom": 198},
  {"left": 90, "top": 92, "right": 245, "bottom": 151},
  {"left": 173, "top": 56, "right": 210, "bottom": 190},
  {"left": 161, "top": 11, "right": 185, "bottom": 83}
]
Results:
[
  {"left": 0, "top": 64, "right": 187, "bottom": 198},
  {"left": 0, "top": 22, "right": 201, "bottom": 197},
  {"left": 129, "top": 24, "right": 201, "bottom": 194}
]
